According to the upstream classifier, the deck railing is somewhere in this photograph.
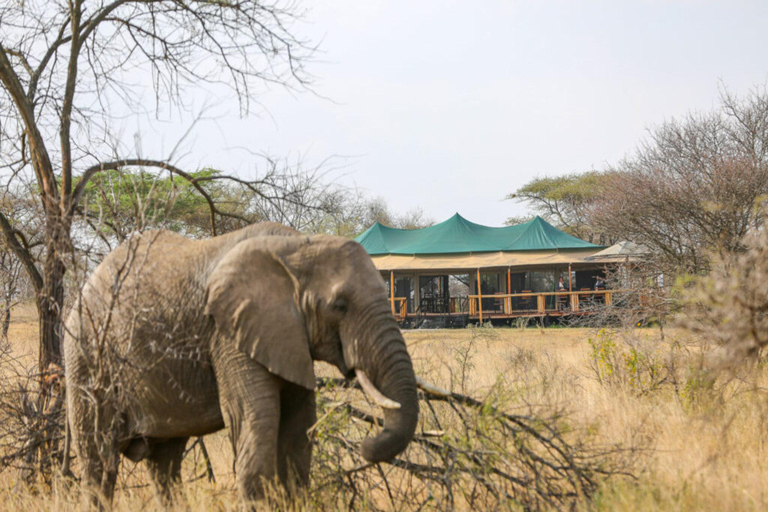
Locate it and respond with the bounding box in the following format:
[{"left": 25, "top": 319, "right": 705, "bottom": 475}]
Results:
[
  {"left": 387, "top": 290, "right": 621, "bottom": 320},
  {"left": 468, "top": 290, "right": 616, "bottom": 318},
  {"left": 390, "top": 296, "right": 408, "bottom": 319}
]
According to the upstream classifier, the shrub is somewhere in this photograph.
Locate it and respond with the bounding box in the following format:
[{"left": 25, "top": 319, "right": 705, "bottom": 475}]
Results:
[{"left": 588, "top": 329, "right": 667, "bottom": 395}]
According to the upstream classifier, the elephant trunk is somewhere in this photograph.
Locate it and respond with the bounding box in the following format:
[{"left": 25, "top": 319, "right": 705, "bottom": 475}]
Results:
[{"left": 353, "top": 316, "right": 418, "bottom": 463}]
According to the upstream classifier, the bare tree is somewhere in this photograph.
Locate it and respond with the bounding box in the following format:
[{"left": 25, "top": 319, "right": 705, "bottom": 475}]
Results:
[
  {"left": 246, "top": 157, "right": 351, "bottom": 233},
  {"left": 341, "top": 195, "right": 434, "bottom": 234},
  {"left": 0, "top": 0, "right": 316, "bottom": 374},
  {"left": 0, "top": 251, "right": 24, "bottom": 341},
  {"left": 286, "top": 188, "right": 436, "bottom": 239},
  {"left": 0, "top": 188, "right": 40, "bottom": 341},
  {"left": 591, "top": 88, "right": 768, "bottom": 275},
  {"left": 394, "top": 206, "right": 434, "bottom": 230}
]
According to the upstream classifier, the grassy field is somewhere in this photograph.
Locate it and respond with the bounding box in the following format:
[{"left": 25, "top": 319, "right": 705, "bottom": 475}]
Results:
[{"left": 2, "top": 303, "right": 768, "bottom": 510}]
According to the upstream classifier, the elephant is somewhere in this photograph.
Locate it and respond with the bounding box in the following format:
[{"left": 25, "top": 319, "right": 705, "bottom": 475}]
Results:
[{"left": 63, "top": 222, "right": 420, "bottom": 506}]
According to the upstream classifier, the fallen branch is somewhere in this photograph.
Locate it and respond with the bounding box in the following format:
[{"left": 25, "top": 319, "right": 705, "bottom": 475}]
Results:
[{"left": 314, "top": 375, "right": 638, "bottom": 510}]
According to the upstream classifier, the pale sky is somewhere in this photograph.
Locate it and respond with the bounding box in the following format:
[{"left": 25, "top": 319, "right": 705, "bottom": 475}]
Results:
[{"left": 135, "top": 0, "right": 768, "bottom": 227}]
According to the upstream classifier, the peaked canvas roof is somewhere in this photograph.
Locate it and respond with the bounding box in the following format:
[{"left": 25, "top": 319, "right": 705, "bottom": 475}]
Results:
[
  {"left": 585, "top": 241, "right": 649, "bottom": 261},
  {"left": 355, "top": 214, "right": 601, "bottom": 256}
]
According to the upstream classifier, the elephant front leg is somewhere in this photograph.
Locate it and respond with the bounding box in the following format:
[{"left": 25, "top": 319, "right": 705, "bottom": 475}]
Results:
[
  {"left": 277, "top": 382, "right": 316, "bottom": 492},
  {"left": 214, "top": 346, "right": 282, "bottom": 502}
]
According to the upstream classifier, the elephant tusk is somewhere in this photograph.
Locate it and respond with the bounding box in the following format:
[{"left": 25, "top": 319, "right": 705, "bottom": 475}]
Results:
[
  {"left": 416, "top": 376, "right": 451, "bottom": 397},
  {"left": 355, "top": 369, "right": 401, "bottom": 410}
]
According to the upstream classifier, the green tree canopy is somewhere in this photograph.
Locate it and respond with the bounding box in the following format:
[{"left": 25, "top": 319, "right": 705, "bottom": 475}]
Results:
[
  {"left": 506, "top": 171, "right": 611, "bottom": 244},
  {"left": 75, "top": 168, "right": 253, "bottom": 240}
]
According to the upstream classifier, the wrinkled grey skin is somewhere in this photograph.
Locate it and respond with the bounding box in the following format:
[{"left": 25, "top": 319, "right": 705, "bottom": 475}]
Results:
[{"left": 64, "top": 223, "right": 418, "bottom": 506}]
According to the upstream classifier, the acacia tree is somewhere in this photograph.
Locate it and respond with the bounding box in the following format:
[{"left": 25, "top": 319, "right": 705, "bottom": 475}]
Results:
[
  {"left": 0, "top": 0, "right": 314, "bottom": 374},
  {"left": 76, "top": 163, "right": 347, "bottom": 256},
  {"left": 506, "top": 171, "right": 613, "bottom": 244},
  {"left": 77, "top": 168, "right": 255, "bottom": 243}
]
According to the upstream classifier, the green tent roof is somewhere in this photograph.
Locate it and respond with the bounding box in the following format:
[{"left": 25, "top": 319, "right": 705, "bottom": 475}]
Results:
[{"left": 354, "top": 214, "right": 601, "bottom": 255}]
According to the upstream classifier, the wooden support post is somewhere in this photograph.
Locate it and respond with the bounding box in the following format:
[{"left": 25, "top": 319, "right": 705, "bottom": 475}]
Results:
[
  {"left": 571, "top": 293, "right": 579, "bottom": 312},
  {"left": 537, "top": 294, "right": 545, "bottom": 313},
  {"left": 477, "top": 268, "right": 483, "bottom": 324},
  {"left": 506, "top": 268, "right": 511, "bottom": 315},
  {"left": 414, "top": 273, "right": 420, "bottom": 310},
  {"left": 568, "top": 263, "right": 572, "bottom": 292},
  {"left": 390, "top": 271, "right": 395, "bottom": 316},
  {"left": 605, "top": 291, "right": 613, "bottom": 306}
]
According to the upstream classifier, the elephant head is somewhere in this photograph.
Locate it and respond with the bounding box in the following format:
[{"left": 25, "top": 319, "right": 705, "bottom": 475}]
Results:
[{"left": 204, "top": 235, "right": 419, "bottom": 462}]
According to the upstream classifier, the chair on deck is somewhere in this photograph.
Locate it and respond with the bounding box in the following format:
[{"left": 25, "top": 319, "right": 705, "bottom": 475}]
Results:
[
  {"left": 594, "top": 289, "right": 606, "bottom": 304},
  {"left": 519, "top": 290, "right": 534, "bottom": 311},
  {"left": 579, "top": 288, "right": 593, "bottom": 306},
  {"left": 493, "top": 292, "right": 506, "bottom": 313}
]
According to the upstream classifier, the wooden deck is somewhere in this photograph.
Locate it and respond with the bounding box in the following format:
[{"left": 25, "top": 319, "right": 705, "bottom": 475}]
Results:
[{"left": 389, "top": 290, "right": 619, "bottom": 322}]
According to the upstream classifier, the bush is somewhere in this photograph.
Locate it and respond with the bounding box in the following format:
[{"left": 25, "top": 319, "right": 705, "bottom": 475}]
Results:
[
  {"left": 681, "top": 220, "right": 768, "bottom": 368},
  {"left": 588, "top": 329, "right": 666, "bottom": 396}
]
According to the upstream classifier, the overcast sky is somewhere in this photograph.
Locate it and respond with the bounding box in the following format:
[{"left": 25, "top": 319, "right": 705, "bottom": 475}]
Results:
[{"left": 137, "top": 0, "right": 768, "bottom": 227}]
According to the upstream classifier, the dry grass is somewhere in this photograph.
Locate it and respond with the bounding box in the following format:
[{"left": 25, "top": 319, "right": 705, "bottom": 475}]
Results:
[
  {"left": 4, "top": 302, "right": 37, "bottom": 363},
  {"left": 2, "top": 306, "right": 768, "bottom": 510}
]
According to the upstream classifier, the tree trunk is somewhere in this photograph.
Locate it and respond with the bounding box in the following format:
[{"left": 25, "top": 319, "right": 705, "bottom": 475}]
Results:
[
  {"left": 37, "top": 233, "right": 66, "bottom": 374},
  {"left": 32, "top": 228, "right": 68, "bottom": 481},
  {"left": 1, "top": 302, "right": 9, "bottom": 341}
]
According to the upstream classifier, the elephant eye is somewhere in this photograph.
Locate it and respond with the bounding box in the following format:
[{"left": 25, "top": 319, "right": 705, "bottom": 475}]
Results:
[{"left": 332, "top": 297, "right": 348, "bottom": 314}]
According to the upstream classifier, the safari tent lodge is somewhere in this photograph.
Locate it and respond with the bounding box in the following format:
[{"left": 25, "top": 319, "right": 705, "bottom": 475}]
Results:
[{"left": 354, "top": 214, "right": 637, "bottom": 327}]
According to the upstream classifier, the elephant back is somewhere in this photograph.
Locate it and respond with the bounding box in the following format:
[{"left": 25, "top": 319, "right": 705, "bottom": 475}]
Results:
[{"left": 77, "top": 223, "right": 303, "bottom": 350}]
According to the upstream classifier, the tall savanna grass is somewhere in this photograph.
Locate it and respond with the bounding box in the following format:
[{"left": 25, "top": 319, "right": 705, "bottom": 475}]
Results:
[{"left": 2, "top": 304, "right": 768, "bottom": 510}]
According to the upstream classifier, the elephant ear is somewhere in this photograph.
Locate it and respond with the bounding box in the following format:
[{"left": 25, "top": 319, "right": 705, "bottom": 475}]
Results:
[{"left": 204, "top": 240, "right": 315, "bottom": 390}]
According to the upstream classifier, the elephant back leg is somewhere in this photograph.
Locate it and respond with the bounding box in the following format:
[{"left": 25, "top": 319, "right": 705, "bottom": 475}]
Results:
[
  {"left": 277, "top": 383, "right": 315, "bottom": 492},
  {"left": 65, "top": 344, "right": 121, "bottom": 506},
  {"left": 70, "top": 392, "right": 121, "bottom": 507},
  {"left": 145, "top": 437, "right": 189, "bottom": 504},
  {"left": 213, "top": 344, "right": 282, "bottom": 502}
]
